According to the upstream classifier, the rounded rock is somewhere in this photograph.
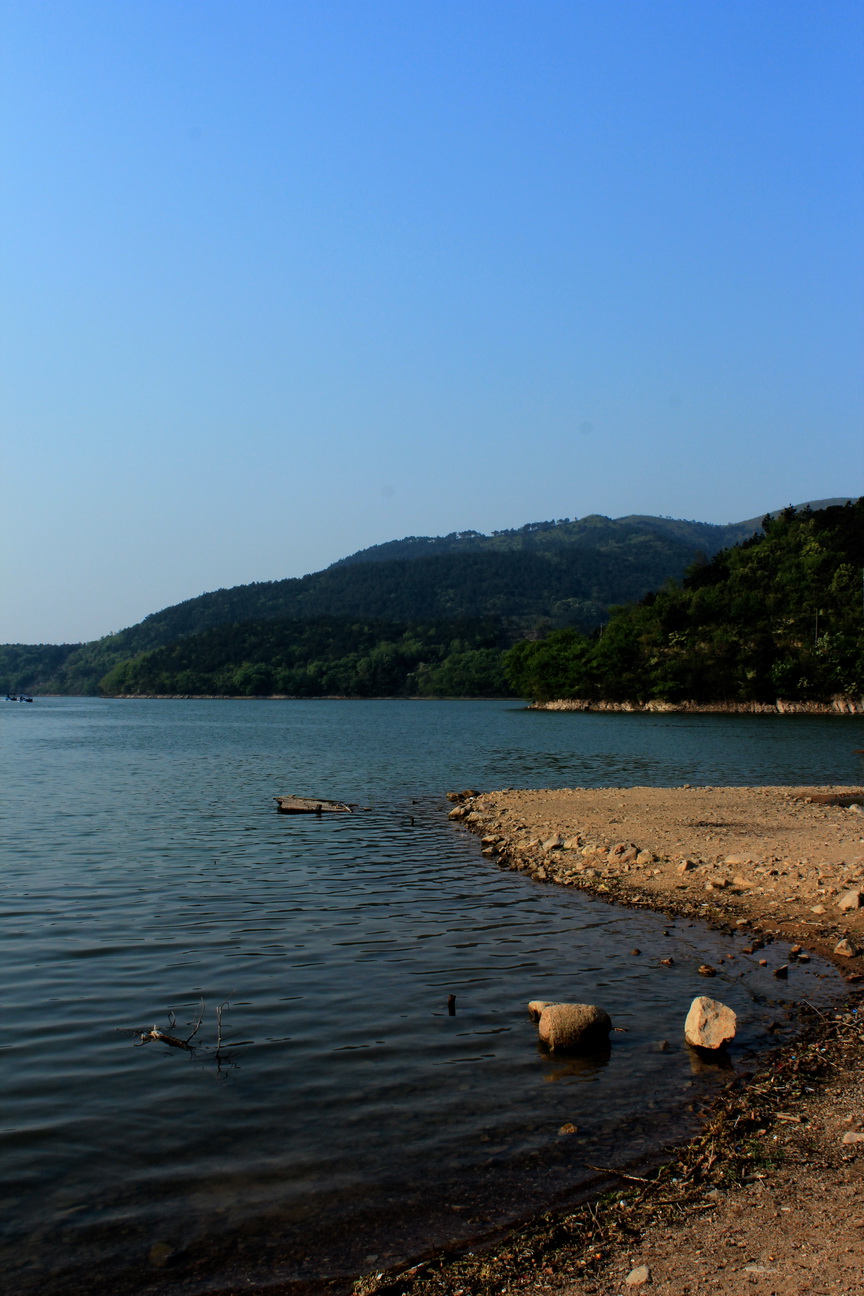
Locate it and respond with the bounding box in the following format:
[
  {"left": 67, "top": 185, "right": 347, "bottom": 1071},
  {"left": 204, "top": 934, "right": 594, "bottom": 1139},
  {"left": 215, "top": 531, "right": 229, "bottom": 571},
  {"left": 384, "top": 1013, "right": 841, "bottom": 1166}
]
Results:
[{"left": 537, "top": 1002, "right": 613, "bottom": 1053}]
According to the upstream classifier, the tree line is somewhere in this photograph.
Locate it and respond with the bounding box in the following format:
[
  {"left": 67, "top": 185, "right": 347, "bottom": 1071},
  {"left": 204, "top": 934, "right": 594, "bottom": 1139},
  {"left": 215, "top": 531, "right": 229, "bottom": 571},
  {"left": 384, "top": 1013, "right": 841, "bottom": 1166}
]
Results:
[
  {"left": 503, "top": 501, "right": 864, "bottom": 703},
  {"left": 99, "top": 617, "right": 513, "bottom": 698}
]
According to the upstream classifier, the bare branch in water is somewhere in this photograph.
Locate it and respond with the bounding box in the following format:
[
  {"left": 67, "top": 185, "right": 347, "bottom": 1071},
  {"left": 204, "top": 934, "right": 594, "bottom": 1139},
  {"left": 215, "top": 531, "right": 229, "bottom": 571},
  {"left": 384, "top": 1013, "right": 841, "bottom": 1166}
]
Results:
[
  {"left": 137, "top": 1026, "right": 193, "bottom": 1050},
  {"left": 185, "top": 998, "right": 205, "bottom": 1044}
]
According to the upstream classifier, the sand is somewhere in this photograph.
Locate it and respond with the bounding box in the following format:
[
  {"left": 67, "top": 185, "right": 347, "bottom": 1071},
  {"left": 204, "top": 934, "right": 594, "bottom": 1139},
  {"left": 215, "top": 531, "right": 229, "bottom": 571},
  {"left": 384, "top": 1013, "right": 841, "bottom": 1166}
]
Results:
[{"left": 449, "top": 784, "right": 864, "bottom": 959}]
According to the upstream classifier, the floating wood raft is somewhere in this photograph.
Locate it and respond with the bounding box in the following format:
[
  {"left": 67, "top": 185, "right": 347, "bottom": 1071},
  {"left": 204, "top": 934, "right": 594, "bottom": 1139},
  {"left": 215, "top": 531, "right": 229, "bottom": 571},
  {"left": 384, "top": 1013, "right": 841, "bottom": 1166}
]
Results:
[{"left": 274, "top": 795, "right": 354, "bottom": 815}]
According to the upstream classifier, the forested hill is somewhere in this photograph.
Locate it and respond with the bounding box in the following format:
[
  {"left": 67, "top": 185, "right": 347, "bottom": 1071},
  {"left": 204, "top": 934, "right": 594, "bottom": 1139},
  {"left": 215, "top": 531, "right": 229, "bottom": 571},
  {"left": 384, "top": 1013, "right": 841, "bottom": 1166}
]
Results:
[
  {"left": 329, "top": 512, "right": 744, "bottom": 567},
  {"left": 100, "top": 618, "right": 512, "bottom": 699},
  {"left": 328, "top": 499, "right": 852, "bottom": 568},
  {"left": 1, "top": 499, "right": 855, "bottom": 696},
  {"left": 1, "top": 514, "right": 725, "bottom": 694},
  {"left": 504, "top": 499, "right": 864, "bottom": 705}
]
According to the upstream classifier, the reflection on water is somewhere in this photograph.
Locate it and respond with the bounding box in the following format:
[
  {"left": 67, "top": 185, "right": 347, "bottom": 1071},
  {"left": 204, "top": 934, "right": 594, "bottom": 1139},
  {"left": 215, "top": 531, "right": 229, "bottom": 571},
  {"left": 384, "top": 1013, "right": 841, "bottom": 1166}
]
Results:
[
  {"left": 539, "top": 1044, "right": 612, "bottom": 1083},
  {"left": 0, "top": 699, "right": 860, "bottom": 1295}
]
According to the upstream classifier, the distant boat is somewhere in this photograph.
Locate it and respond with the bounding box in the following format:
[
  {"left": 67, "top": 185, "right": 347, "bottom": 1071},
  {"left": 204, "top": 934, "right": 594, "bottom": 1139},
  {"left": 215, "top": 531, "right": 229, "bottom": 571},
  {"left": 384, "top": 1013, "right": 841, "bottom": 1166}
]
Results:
[{"left": 5, "top": 695, "right": 34, "bottom": 702}]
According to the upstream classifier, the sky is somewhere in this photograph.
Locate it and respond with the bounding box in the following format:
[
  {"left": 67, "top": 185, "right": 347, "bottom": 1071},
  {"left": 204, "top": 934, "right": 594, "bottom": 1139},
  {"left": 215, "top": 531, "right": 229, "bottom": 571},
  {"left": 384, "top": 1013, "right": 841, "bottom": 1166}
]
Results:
[{"left": 1, "top": 1, "right": 862, "bottom": 644}]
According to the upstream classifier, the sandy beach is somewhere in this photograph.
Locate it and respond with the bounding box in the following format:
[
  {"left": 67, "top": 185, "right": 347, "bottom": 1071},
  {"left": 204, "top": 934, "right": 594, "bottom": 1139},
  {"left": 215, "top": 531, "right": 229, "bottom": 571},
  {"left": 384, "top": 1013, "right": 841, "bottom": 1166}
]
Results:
[
  {"left": 356, "top": 785, "right": 864, "bottom": 1296},
  {"left": 448, "top": 784, "right": 864, "bottom": 961}
]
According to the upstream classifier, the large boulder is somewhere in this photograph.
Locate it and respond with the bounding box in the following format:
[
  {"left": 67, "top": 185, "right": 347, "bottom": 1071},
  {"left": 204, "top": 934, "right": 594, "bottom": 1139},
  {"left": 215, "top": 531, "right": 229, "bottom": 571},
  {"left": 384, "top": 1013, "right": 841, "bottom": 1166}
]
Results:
[
  {"left": 537, "top": 1002, "right": 613, "bottom": 1052},
  {"left": 684, "top": 996, "right": 737, "bottom": 1050}
]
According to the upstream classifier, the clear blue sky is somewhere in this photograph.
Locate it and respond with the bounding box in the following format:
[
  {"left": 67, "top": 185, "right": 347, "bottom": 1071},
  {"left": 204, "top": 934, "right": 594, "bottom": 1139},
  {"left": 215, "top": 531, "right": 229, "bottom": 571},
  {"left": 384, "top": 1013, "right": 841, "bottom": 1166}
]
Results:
[{"left": 1, "top": 1, "right": 862, "bottom": 643}]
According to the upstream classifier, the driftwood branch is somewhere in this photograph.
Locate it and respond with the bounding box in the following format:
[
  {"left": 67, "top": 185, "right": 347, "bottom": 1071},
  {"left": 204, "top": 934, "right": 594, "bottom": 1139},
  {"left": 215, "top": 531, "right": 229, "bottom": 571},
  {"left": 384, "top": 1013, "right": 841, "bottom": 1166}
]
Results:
[
  {"left": 137, "top": 998, "right": 205, "bottom": 1050},
  {"left": 584, "top": 1163, "right": 651, "bottom": 1184}
]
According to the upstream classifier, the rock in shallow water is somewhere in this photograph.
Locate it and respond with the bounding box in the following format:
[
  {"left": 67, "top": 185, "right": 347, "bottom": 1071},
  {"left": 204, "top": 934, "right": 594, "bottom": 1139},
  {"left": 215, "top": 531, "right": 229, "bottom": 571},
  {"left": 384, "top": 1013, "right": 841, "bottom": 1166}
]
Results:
[
  {"left": 537, "top": 1002, "right": 613, "bottom": 1052},
  {"left": 684, "top": 995, "right": 737, "bottom": 1050}
]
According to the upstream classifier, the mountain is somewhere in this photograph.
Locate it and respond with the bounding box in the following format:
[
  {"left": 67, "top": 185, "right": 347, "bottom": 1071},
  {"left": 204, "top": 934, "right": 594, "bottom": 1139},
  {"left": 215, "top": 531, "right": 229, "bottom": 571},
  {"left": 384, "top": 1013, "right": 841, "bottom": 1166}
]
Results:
[{"left": 1, "top": 499, "right": 855, "bottom": 696}]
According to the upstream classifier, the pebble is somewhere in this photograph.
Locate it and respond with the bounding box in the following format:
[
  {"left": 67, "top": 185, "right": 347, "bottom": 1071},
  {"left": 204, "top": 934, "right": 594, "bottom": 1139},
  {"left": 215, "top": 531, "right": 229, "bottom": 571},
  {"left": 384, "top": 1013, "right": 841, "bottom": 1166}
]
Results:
[
  {"left": 834, "top": 938, "right": 860, "bottom": 958},
  {"left": 842, "top": 1131, "right": 864, "bottom": 1144},
  {"left": 625, "top": 1263, "right": 651, "bottom": 1286},
  {"left": 698, "top": 964, "right": 717, "bottom": 977},
  {"left": 558, "top": 1122, "right": 579, "bottom": 1135}
]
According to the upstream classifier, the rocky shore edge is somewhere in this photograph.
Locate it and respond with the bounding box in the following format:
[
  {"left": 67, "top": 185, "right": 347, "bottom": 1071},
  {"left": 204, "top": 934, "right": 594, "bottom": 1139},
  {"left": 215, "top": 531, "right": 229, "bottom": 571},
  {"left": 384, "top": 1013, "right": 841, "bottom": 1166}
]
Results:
[
  {"left": 350, "top": 783, "right": 864, "bottom": 1296},
  {"left": 444, "top": 785, "right": 864, "bottom": 968},
  {"left": 531, "top": 696, "right": 863, "bottom": 714},
  {"left": 354, "top": 998, "right": 864, "bottom": 1296}
]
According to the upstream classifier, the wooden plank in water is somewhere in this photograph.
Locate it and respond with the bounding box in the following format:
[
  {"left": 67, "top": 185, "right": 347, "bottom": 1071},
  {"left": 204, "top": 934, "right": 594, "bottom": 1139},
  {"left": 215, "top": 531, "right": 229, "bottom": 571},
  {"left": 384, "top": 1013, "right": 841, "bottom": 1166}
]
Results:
[{"left": 274, "top": 796, "right": 354, "bottom": 814}]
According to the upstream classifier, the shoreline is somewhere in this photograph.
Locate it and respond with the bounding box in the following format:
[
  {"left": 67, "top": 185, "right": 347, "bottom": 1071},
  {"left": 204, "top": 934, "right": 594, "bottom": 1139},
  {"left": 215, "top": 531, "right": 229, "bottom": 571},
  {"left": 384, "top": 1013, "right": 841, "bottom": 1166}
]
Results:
[
  {"left": 351, "top": 783, "right": 864, "bottom": 1296},
  {"left": 81, "top": 694, "right": 864, "bottom": 712},
  {"left": 447, "top": 784, "right": 864, "bottom": 965},
  {"left": 17, "top": 694, "right": 864, "bottom": 712},
  {"left": 531, "top": 696, "right": 864, "bottom": 714},
  {"left": 355, "top": 998, "right": 864, "bottom": 1296}
]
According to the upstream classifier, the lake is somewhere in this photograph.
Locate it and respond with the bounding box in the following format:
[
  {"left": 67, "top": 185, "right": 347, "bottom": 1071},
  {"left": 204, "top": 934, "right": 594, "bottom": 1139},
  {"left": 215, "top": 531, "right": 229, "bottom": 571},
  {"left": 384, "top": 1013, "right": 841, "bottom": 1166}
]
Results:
[{"left": 1, "top": 698, "right": 861, "bottom": 1295}]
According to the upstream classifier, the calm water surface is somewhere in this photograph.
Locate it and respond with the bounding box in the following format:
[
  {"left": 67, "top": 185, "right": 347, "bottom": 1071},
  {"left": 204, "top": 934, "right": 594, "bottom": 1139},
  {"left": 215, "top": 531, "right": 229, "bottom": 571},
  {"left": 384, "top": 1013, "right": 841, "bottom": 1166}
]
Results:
[{"left": 2, "top": 699, "right": 862, "bottom": 1295}]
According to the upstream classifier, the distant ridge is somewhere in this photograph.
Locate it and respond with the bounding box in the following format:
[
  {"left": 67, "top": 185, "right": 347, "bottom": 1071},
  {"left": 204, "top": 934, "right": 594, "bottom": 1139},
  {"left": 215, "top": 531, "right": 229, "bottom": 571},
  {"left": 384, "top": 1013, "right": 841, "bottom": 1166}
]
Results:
[
  {"left": 329, "top": 499, "right": 854, "bottom": 568},
  {"left": 1, "top": 497, "right": 857, "bottom": 696}
]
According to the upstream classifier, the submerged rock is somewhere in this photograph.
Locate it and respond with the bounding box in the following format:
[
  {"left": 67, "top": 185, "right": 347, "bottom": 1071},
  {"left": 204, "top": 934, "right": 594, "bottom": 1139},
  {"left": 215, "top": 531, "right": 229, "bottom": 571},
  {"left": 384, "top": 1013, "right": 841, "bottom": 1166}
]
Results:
[
  {"left": 537, "top": 1002, "right": 613, "bottom": 1052},
  {"left": 684, "top": 996, "right": 737, "bottom": 1050}
]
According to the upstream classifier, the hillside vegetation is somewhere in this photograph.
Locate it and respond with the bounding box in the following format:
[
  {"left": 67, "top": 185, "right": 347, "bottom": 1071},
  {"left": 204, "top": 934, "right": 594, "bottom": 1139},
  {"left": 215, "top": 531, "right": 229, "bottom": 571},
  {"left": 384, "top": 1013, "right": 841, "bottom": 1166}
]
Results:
[
  {"left": 2, "top": 513, "right": 728, "bottom": 694},
  {"left": 3, "top": 501, "right": 858, "bottom": 699},
  {"left": 504, "top": 500, "right": 864, "bottom": 704},
  {"left": 99, "top": 618, "right": 511, "bottom": 698}
]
